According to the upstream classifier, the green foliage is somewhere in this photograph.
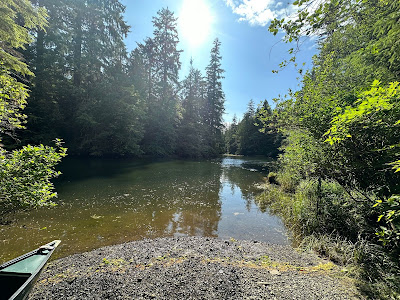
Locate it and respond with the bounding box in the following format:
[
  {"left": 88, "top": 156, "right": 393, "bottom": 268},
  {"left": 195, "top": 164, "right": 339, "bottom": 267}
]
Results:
[
  {"left": 257, "top": 180, "right": 400, "bottom": 299},
  {"left": 264, "top": 0, "right": 400, "bottom": 297},
  {"left": 19, "top": 0, "right": 142, "bottom": 157},
  {"left": 6, "top": 2, "right": 226, "bottom": 158},
  {"left": 278, "top": 130, "right": 327, "bottom": 180},
  {"left": 75, "top": 78, "right": 145, "bottom": 157},
  {"left": 374, "top": 195, "right": 400, "bottom": 249},
  {"left": 258, "top": 179, "right": 374, "bottom": 239},
  {"left": 0, "top": 71, "right": 28, "bottom": 136},
  {"left": 300, "top": 234, "right": 400, "bottom": 300},
  {"left": 204, "top": 38, "right": 225, "bottom": 155},
  {"left": 269, "top": 0, "right": 400, "bottom": 79},
  {"left": 0, "top": 0, "right": 47, "bottom": 76},
  {"left": 266, "top": 0, "right": 400, "bottom": 214},
  {"left": 0, "top": 140, "right": 67, "bottom": 213},
  {"left": 135, "top": 8, "right": 182, "bottom": 156},
  {"left": 322, "top": 81, "right": 400, "bottom": 249},
  {"left": 326, "top": 81, "right": 399, "bottom": 146},
  {"left": 224, "top": 114, "right": 239, "bottom": 155},
  {"left": 0, "top": 0, "right": 47, "bottom": 139},
  {"left": 300, "top": 234, "right": 359, "bottom": 266},
  {"left": 128, "top": 9, "right": 226, "bottom": 158},
  {"left": 224, "top": 100, "right": 282, "bottom": 157},
  {"left": 177, "top": 60, "right": 208, "bottom": 158},
  {"left": 0, "top": 0, "right": 67, "bottom": 217}
]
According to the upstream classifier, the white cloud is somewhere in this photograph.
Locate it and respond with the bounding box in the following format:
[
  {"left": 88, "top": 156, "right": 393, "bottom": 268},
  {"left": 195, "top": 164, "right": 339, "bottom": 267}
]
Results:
[
  {"left": 224, "top": 0, "right": 298, "bottom": 27},
  {"left": 224, "top": 0, "right": 279, "bottom": 27}
]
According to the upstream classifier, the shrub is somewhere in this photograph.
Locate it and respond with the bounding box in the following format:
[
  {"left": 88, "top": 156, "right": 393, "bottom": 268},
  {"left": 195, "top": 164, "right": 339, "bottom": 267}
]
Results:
[{"left": 0, "top": 140, "right": 67, "bottom": 215}]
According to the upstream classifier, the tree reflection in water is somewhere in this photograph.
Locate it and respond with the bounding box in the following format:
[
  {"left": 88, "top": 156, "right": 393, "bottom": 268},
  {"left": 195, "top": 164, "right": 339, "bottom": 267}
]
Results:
[{"left": 0, "top": 157, "right": 287, "bottom": 264}]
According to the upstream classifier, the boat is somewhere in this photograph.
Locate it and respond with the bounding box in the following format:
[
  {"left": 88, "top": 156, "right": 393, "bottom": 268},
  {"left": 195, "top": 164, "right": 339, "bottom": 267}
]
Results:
[{"left": 0, "top": 240, "right": 61, "bottom": 300}]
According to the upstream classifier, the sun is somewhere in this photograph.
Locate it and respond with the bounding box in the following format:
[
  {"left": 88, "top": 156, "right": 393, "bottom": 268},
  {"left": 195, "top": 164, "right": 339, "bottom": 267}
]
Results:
[{"left": 179, "top": 0, "right": 213, "bottom": 49}]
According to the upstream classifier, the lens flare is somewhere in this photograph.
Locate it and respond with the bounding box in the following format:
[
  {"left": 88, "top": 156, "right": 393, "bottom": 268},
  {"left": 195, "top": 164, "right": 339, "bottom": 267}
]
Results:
[{"left": 179, "top": 0, "right": 213, "bottom": 49}]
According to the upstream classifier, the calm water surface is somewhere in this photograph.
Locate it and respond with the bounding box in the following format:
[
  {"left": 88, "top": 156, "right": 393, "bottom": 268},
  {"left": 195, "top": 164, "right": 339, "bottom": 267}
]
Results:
[{"left": 0, "top": 157, "right": 288, "bottom": 263}]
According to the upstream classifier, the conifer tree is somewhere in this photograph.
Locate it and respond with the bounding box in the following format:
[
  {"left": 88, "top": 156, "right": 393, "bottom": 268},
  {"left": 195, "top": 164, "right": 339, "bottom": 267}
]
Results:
[
  {"left": 205, "top": 38, "right": 225, "bottom": 155},
  {"left": 224, "top": 100, "right": 281, "bottom": 157},
  {"left": 177, "top": 59, "right": 207, "bottom": 157},
  {"left": 141, "top": 7, "right": 182, "bottom": 156},
  {"left": 22, "top": 0, "right": 144, "bottom": 156},
  {"left": 0, "top": 0, "right": 66, "bottom": 214},
  {"left": 0, "top": 0, "right": 47, "bottom": 138},
  {"left": 224, "top": 114, "right": 238, "bottom": 154}
]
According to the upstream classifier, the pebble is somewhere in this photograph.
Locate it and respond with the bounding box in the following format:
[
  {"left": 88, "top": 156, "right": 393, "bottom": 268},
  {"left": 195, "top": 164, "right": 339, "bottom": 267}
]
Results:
[{"left": 29, "top": 237, "right": 360, "bottom": 300}]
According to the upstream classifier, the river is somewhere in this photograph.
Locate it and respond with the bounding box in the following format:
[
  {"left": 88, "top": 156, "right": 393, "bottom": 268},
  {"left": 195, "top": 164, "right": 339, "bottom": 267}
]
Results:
[{"left": 0, "top": 156, "right": 288, "bottom": 263}]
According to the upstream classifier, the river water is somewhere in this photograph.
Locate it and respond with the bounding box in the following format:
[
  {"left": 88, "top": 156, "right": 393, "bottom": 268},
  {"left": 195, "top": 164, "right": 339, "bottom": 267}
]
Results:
[{"left": 0, "top": 157, "right": 288, "bottom": 263}]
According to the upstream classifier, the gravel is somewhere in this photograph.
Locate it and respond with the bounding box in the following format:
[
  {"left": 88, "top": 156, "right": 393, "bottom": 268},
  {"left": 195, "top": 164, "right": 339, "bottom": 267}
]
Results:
[{"left": 29, "top": 237, "right": 361, "bottom": 299}]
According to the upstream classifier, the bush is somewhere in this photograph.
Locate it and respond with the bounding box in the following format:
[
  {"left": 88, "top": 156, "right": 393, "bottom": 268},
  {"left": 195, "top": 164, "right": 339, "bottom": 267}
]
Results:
[
  {"left": 374, "top": 195, "right": 400, "bottom": 250},
  {"left": 0, "top": 140, "right": 67, "bottom": 215}
]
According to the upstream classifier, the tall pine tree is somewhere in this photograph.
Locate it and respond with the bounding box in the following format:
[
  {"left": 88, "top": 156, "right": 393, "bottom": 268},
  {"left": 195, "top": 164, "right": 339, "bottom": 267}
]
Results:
[
  {"left": 177, "top": 59, "right": 207, "bottom": 157},
  {"left": 205, "top": 38, "right": 225, "bottom": 156},
  {"left": 141, "top": 8, "right": 182, "bottom": 156},
  {"left": 22, "top": 0, "right": 145, "bottom": 156}
]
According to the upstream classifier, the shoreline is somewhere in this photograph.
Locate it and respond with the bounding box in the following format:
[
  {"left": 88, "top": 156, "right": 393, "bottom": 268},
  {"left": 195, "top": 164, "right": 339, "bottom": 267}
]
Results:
[{"left": 29, "top": 236, "right": 360, "bottom": 299}]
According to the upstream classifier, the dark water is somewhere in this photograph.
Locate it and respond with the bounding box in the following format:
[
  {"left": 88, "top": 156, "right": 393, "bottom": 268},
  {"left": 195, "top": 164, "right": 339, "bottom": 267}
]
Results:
[{"left": 0, "top": 157, "right": 287, "bottom": 263}]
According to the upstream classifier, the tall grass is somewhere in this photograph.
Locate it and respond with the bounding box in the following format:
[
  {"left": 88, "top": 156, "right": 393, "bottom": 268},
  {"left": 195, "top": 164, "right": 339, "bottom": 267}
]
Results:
[{"left": 256, "top": 177, "right": 400, "bottom": 299}]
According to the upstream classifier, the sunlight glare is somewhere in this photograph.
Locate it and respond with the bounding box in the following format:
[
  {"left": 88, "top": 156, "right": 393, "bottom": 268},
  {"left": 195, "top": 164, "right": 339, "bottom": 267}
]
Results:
[{"left": 179, "top": 0, "right": 213, "bottom": 49}]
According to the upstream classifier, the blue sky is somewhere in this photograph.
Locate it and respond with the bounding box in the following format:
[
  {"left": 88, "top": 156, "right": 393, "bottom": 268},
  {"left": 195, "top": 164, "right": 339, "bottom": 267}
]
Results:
[{"left": 121, "top": 0, "right": 317, "bottom": 123}]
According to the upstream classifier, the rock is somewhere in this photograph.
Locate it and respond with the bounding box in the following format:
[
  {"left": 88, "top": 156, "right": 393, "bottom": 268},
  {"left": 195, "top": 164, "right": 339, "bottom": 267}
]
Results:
[
  {"left": 29, "top": 237, "right": 360, "bottom": 300},
  {"left": 269, "top": 270, "right": 281, "bottom": 276}
]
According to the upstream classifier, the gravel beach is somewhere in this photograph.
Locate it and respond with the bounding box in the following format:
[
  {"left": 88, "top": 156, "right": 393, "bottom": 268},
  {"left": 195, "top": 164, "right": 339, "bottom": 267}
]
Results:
[{"left": 29, "top": 237, "right": 361, "bottom": 299}]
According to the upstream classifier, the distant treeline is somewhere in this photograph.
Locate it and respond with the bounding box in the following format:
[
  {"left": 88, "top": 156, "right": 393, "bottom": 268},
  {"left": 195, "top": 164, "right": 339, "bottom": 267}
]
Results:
[
  {"left": 224, "top": 100, "right": 282, "bottom": 157},
  {"left": 8, "top": 1, "right": 225, "bottom": 158}
]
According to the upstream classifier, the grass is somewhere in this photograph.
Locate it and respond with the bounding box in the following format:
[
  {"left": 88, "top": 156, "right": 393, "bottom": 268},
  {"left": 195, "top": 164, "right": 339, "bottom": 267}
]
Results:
[{"left": 256, "top": 177, "right": 400, "bottom": 299}]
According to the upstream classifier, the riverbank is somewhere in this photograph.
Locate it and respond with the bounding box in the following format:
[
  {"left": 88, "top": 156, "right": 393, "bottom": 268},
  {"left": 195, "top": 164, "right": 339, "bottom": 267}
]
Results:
[{"left": 29, "top": 237, "right": 360, "bottom": 299}]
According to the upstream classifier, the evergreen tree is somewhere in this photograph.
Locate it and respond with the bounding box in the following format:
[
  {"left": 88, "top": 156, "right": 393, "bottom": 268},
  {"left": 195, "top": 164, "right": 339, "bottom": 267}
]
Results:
[
  {"left": 21, "top": 0, "right": 145, "bottom": 156},
  {"left": 22, "top": 0, "right": 72, "bottom": 145},
  {"left": 225, "top": 100, "right": 281, "bottom": 157},
  {"left": 205, "top": 38, "right": 225, "bottom": 156},
  {"left": 129, "top": 38, "right": 156, "bottom": 104},
  {"left": 255, "top": 100, "right": 282, "bottom": 157},
  {"left": 0, "top": 0, "right": 47, "bottom": 138},
  {"left": 177, "top": 59, "right": 207, "bottom": 157},
  {"left": 13, "top": 3, "right": 227, "bottom": 159},
  {"left": 141, "top": 8, "right": 182, "bottom": 156},
  {"left": 236, "top": 100, "right": 255, "bottom": 155},
  {"left": 224, "top": 114, "right": 238, "bottom": 154},
  {"left": 0, "top": 0, "right": 66, "bottom": 214}
]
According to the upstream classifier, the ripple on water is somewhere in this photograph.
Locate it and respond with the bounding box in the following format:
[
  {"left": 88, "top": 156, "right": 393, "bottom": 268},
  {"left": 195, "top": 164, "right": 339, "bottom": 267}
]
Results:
[{"left": 0, "top": 157, "right": 288, "bottom": 263}]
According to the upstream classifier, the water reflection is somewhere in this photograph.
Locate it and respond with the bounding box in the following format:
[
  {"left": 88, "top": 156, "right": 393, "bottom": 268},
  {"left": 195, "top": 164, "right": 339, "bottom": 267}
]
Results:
[{"left": 0, "top": 157, "right": 287, "bottom": 263}]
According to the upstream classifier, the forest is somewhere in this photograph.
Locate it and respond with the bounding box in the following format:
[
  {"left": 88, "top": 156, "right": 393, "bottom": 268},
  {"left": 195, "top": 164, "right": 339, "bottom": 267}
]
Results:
[
  {"left": 254, "top": 0, "right": 400, "bottom": 298},
  {"left": 1, "top": 0, "right": 400, "bottom": 298},
  {"left": 3, "top": 0, "right": 226, "bottom": 158},
  {"left": 1, "top": 0, "right": 231, "bottom": 212},
  {"left": 224, "top": 99, "right": 282, "bottom": 157}
]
